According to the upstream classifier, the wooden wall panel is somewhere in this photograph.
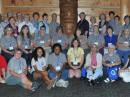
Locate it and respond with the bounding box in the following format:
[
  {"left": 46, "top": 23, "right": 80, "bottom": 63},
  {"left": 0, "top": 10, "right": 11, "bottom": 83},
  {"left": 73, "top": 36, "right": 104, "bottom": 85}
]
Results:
[
  {"left": 2, "top": 0, "right": 121, "bottom": 22},
  {"left": 2, "top": 0, "right": 59, "bottom": 22},
  {"left": 78, "top": 0, "right": 121, "bottom": 21}
]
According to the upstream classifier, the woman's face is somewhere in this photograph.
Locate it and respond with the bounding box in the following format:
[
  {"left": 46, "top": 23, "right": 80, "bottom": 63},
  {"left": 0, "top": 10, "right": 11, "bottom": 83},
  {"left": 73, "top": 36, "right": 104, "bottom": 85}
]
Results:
[
  {"left": 23, "top": 27, "right": 29, "bottom": 35},
  {"left": 100, "top": 14, "right": 105, "bottom": 20},
  {"left": 108, "top": 47, "right": 114, "bottom": 54},
  {"left": 6, "top": 28, "right": 13, "bottom": 36},
  {"left": 73, "top": 40, "right": 79, "bottom": 48},
  {"left": 91, "top": 45, "right": 97, "bottom": 53},
  {"left": 76, "top": 30, "right": 81, "bottom": 37},
  {"left": 37, "top": 49, "right": 43, "bottom": 57},
  {"left": 54, "top": 46, "right": 61, "bottom": 55},
  {"left": 124, "top": 29, "right": 130, "bottom": 36},
  {"left": 107, "top": 28, "right": 113, "bottom": 35},
  {"left": 93, "top": 25, "right": 98, "bottom": 34},
  {"left": 9, "top": 18, "right": 15, "bottom": 24}
]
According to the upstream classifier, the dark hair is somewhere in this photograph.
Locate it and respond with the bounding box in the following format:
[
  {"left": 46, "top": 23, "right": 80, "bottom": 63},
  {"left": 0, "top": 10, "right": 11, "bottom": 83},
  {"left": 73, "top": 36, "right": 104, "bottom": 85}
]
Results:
[
  {"left": 74, "top": 28, "right": 81, "bottom": 38},
  {"left": 8, "top": 16, "right": 16, "bottom": 22},
  {"left": 32, "top": 12, "right": 40, "bottom": 18},
  {"left": 114, "top": 15, "right": 120, "bottom": 20},
  {"left": 71, "top": 37, "right": 80, "bottom": 47},
  {"left": 40, "top": 25, "right": 46, "bottom": 30},
  {"left": 109, "top": 11, "right": 115, "bottom": 16},
  {"left": 20, "top": 25, "right": 31, "bottom": 40},
  {"left": 52, "top": 43, "right": 62, "bottom": 53},
  {"left": 124, "top": 15, "right": 130, "bottom": 20},
  {"left": 99, "top": 13, "right": 106, "bottom": 20},
  {"left": 42, "top": 13, "right": 48, "bottom": 18},
  {"left": 14, "top": 48, "right": 23, "bottom": 54},
  {"left": 107, "top": 26, "right": 113, "bottom": 32},
  {"left": 33, "top": 47, "right": 46, "bottom": 61},
  {"left": 56, "top": 25, "right": 63, "bottom": 33}
]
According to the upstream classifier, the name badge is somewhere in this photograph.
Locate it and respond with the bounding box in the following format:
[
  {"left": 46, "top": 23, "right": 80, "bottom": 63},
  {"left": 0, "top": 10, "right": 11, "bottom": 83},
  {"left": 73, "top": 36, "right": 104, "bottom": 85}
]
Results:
[
  {"left": 108, "top": 43, "right": 112, "bottom": 46},
  {"left": 94, "top": 42, "right": 98, "bottom": 45},
  {"left": 40, "top": 40, "right": 45, "bottom": 44},
  {"left": 55, "top": 66, "right": 61, "bottom": 71},
  {"left": 124, "top": 41, "right": 129, "bottom": 44},
  {"left": 9, "top": 46, "right": 14, "bottom": 50},
  {"left": 24, "top": 45, "right": 28, "bottom": 49},
  {"left": 57, "top": 40, "right": 62, "bottom": 43}
]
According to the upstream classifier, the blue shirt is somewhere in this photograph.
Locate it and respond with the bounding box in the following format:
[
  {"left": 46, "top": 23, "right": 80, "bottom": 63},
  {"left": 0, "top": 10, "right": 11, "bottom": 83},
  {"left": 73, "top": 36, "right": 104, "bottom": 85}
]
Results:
[{"left": 104, "top": 34, "right": 117, "bottom": 47}]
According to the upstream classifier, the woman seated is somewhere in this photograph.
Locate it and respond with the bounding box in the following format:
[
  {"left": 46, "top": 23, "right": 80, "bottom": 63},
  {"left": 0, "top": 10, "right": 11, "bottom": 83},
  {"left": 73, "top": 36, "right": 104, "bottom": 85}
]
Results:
[
  {"left": 119, "top": 55, "right": 130, "bottom": 82},
  {"left": 1, "top": 26, "right": 17, "bottom": 62},
  {"left": 31, "top": 47, "right": 55, "bottom": 89},
  {"left": 6, "top": 49, "right": 39, "bottom": 91},
  {"left": 17, "top": 25, "right": 33, "bottom": 68},
  {"left": 47, "top": 43, "right": 69, "bottom": 88},
  {"left": 103, "top": 44, "right": 121, "bottom": 83},
  {"left": 0, "top": 55, "right": 7, "bottom": 83},
  {"left": 104, "top": 26, "right": 117, "bottom": 54},
  {"left": 84, "top": 44, "right": 103, "bottom": 85},
  {"left": 67, "top": 38, "right": 84, "bottom": 78},
  {"left": 117, "top": 29, "right": 130, "bottom": 65}
]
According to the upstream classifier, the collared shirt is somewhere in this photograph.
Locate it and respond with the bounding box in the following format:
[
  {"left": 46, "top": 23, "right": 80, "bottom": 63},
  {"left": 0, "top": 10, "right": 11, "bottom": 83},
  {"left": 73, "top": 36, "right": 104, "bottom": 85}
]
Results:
[
  {"left": 6, "top": 57, "right": 27, "bottom": 78},
  {"left": 32, "top": 20, "right": 40, "bottom": 33},
  {"left": 52, "top": 33, "right": 68, "bottom": 47},
  {"left": 39, "top": 20, "right": 49, "bottom": 34},
  {"left": 113, "top": 23, "right": 123, "bottom": 35},
  {"left": 67, "top": 47, "right": 84, "bottom": 63},
  {"left": 47, "top": 53, "right": 66, "bottom": 69},
  {"left": 33, "top": 32, "right": 50, "bottom": 47},
  {"left": 104, "top": 34, "right": 117, "bottom": 47},
  {"left": 0, "top": 36, "right": 17, "bottom": 49},
  {"left": 123, "top": 23, "right": 130, "bottom": 30},
  {"left": 88, "top": 34, "right": 104, "bottom": 47},
  {"left": 103, "top": 53, "right": 120, "bottom": 64},
  {"left": 118, "top": 36, "right": 130, "bottom": 51},
  {"left": 17, "top": 35, "right": 32, "bottom": 49},
  {"left": 49, "top": 22, "right": 59, "bottom": 37}
]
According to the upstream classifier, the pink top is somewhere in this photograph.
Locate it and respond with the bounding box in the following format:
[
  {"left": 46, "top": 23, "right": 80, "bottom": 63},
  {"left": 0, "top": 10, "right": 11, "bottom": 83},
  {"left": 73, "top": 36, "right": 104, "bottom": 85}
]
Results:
[{"left": 91, "top": 53, "right": 97, "bottom": 67}]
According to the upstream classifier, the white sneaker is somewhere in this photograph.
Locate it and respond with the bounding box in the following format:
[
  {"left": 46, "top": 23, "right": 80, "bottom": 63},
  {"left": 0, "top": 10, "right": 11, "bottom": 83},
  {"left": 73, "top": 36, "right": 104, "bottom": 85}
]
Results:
[
  {"left": 62, "top": 80, "right": 69, "bottom": 88},
  {"left": 0, "top": 79, "right": 6, "bottom": 84},
  {"left": 111, "top": 80, "right": 115, "bottom": 83},
  {"left": 104, "top": 78, "right": 110, "bottom": 83}
]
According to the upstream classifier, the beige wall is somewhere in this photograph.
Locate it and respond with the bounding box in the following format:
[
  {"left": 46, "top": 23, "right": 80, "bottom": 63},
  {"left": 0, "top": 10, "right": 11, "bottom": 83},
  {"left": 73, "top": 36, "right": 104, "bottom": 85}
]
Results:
[{"left": 1, "top": 0, "right": 129, "bottom": 23}]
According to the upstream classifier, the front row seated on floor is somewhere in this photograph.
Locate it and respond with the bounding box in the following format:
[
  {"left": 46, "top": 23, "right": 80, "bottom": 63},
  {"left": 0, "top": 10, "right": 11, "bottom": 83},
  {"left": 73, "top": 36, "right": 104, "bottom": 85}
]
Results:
[
  {"left": 5, "top": 49, "right": 40, "bottom": 91},
  {"left": 0, "top": 43, "right": 130, "bottom": 91}
]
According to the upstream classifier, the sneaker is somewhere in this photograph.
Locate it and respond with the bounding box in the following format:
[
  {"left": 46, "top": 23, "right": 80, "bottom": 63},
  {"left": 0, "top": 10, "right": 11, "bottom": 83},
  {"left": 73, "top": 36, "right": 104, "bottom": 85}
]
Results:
[
  {"left": 56, "top": 79, "right": 63, "bottom": 87},
  {"left": 111, "top": 80, "right": 115, "bottom": 83},
  {"left": 0, "top": 79, "right": 6, "bottom": 84},
  {"left": 62, "top": 80, "right": 69, "bottom": 88},
  {"left": 31, "top": 82, "right": 41, "bottom": 92},
  {"left": 104, "top": 78, "right": 110, "bottom": 83}
]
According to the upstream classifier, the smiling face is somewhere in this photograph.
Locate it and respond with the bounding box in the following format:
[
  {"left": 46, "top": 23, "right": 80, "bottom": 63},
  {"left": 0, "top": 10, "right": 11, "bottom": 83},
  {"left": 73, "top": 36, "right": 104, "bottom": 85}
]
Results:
[
  {"left": 15, "top": 50, "right": 22, "bottom": 59},
  {"left": 73, "top": 40, "right": 79, "bottom": 48},
  {"left": 22, "top": 26, "right": 29, "bottom": 35},
  {"left": 37, "top": 48, "right": 43, "bottom": 57}
]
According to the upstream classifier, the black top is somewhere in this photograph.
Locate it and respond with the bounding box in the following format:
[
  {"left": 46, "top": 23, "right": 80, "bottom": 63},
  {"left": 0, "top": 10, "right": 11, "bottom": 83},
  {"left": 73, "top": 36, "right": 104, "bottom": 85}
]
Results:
[{"left": 77, "top": 19, "right": 89, "bottom": 36}]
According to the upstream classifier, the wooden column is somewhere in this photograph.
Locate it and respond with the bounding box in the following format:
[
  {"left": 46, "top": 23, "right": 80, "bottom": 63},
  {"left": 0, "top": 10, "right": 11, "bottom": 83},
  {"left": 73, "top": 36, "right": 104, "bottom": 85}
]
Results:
[
  {"left": 121, "top": 0, "right": 130, "bottom": 23},
  {"left": 0, "top": 0, "right": 2, "bottom": 14},
  {"left": 59, "top": 0, "right": 78, "bottom": 36}
]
